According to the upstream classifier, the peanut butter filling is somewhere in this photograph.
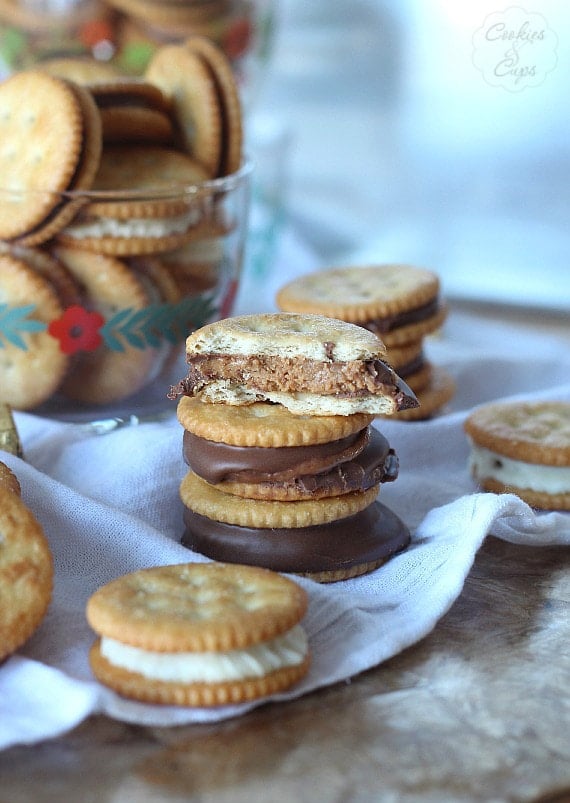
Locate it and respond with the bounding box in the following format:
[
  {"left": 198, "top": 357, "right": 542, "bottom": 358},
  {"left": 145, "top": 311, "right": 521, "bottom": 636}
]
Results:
[{"left": 170, "top": 354, "right": 415, "bottom": 407}]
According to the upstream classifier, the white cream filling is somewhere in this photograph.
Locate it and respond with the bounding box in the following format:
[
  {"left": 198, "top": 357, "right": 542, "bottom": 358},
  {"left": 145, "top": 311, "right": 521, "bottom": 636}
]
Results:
[
  {"left": 469, "top": 443, "right": 570, "bottom": 493},
  {"left": 64, "top": 208, "right": 203, "bottom": 239},
  {"left": 100, "top": 624, "right": 308, "bottom": 683}
]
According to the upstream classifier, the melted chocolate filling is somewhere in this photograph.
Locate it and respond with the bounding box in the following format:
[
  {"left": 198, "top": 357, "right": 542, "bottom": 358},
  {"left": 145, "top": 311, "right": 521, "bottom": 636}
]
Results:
[
  {"left": 181, "top": 501, "right": 410, "bottom": 573},
  {"left": 95, "top": 93, "right": 158, "bottom": 109},
  {"left": 365, "top": 297, "right": 440, "bottom": 334},
  {"left": 182, "top": 426, "right": 398, "bottom": 494}
]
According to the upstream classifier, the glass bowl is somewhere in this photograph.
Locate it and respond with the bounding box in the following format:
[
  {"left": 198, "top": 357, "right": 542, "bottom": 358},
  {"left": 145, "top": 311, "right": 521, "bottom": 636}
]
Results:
[{"left": 0, "top": 160, "right": 252, "bottom": 421}]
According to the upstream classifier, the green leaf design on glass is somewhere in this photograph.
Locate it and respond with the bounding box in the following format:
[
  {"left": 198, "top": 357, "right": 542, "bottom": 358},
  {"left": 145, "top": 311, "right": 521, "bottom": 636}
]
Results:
[
  {"left": 0, "top": 27, "right": 27, "bottom": 66},
  {"left": 0, "top": 304, "right": 46, "bottom": 350},
  {"left": 0, "top": 294, "right": 221, "bottom": 354},
  {"left": 100, "top": 295, "right": 219, "bottom": 352},
  {"left": 117, "top": 42, "right": 155, "bottom": 74}
]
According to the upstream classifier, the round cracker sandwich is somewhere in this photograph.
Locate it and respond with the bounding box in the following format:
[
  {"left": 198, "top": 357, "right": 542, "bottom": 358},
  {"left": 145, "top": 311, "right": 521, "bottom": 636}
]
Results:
[
  {"left": 184, "top": 34, "right": 243, "bottom": 177},
  {"left": 86, "top": 561, "right": 310, "bottom": 706},
  {"left": 277, "top": 264, "right": 447, "bottom": 348},
  {"left": 277, "top": 266, "right": 454, "bottom": 419},
  {"left": 179, "top": 472, "right": 410, "bottom": 583},
  {"left": 168, "top": 312, "right": 418, "bottom": 417},
  {"left": 464, "top": 400, "right": 570, "bottom": 510},
  {"left": 145, "top": 36, "right": 243, "bottom": 178},
  {"left": 177, "top": 394, "right": 398, "bottom": 501},
  {"left": 55, "top": 145, "right": 215, "bottom": 257},
  {"left": 145, "top": 43, "right": 225, "bottom": 177},
  {"left": 0, "top": 70, "right": 103, "bottom": 247}
]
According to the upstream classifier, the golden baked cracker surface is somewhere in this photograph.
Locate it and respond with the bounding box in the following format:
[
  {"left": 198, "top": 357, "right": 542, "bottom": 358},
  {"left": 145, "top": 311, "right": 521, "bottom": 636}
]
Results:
[
  {"left": 37, "top": 57, "right": 122, "bottom": 85},
  {"left": 1, "top": 243, "right": 81, "bottom": 307},
  {"left": 0, "top": 254, "right": 69, "bottom": 410},
  {"left": 0, "top": 71, "right": 84, "bottom": 240},
  {"left": 475, "top": 477, "right": 570, "bottom": 511},
  {"left": 185, "top": 312, "right": 389, "bottom": 361},
  {"left": 176, "top": 395, "right": 374, "bottom": 446},
  {"left": 277, "top": 265, "right": 440, "bottom": 321},
  {"left": 180, "top": 471, "right": 379, "bottom": 528},
  {"left": 86, "top": 561, "right": 308, "bottom": 652},
  {"left": 145, "top": 44, "right": 222, "bottom": 176},
  {"left": 15, "top": 81, "right": 103, "bottom": 248},
  {"left": 299, "top": 557, "right": 388, "bottom": 584},
  {"left": 91, "top": 145, "right": 210, "bottom": 194},
  {"left": 0, "top": 487, "right": 53, "bottom": 662},
  {"left": 185, "top": 34, "right": 243, "bottom": 176},
  {"left": 464, "top": 401, "right": 570, "bottom": 466}
]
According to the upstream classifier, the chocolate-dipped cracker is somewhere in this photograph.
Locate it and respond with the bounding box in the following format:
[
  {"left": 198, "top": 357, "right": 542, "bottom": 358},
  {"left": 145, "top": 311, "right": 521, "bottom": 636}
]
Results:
[
  {"left": 173, "top": 312, "right": 413, "bottom": 583},
  {"left": 180, "top": 474, "right": 410, "bottom": 584},
  {"left": 276, "top": 264, "right": 447, "bottom": 348},
  {"left": 177, "top": 396, "right": 398, "bottom": 501}
]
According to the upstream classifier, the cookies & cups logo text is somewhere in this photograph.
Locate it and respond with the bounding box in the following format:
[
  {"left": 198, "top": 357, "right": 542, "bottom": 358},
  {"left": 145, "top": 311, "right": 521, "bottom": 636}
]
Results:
[{"left": 472, "top": 6, "right": 557, "bottom": 91}]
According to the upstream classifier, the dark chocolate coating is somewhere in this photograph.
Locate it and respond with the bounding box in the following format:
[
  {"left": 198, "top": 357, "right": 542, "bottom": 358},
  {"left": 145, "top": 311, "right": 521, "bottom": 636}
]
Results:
[
  {"left": 184, "top": 427, "right": 365, "bottom": 480},
  {"left": 365, "top": 297, "right": 440, "bottom": 334},
  {"left": 182, "top": 427, "right": 398, "bottom": 495},
  {"left": 181, "top": 501, "right": 410, "bottom": 574}
]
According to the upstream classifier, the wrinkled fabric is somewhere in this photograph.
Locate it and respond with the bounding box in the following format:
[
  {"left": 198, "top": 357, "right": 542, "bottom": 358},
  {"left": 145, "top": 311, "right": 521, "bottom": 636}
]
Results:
[{"left": 1, "top": 247, "right": 569, "bottom": 748}]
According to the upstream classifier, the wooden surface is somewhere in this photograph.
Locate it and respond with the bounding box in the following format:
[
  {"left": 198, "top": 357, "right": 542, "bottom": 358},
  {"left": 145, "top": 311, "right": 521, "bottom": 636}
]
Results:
[{"left": 1, "top": 536, "right": 568, "bottom": 803}]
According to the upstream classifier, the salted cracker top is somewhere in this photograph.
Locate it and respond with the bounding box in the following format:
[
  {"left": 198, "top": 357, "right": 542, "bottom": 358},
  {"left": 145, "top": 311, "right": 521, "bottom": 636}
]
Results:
[{"left": 184, "top": 312, "right": 389, "bottom": 363}]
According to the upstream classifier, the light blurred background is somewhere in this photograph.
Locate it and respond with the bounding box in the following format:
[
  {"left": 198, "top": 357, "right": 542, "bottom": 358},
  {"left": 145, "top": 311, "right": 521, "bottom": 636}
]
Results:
[{"left": 249, "top": 0, "right": 570, "bottom": 312}]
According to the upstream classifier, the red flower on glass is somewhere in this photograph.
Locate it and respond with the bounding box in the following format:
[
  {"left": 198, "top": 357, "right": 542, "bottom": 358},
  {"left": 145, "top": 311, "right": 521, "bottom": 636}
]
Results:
[
  {"left": 223, "top": 18, "right": 253, "bottom": 61},
  {"left": 48, "top": 305, "right": 105, "bottom": 355},
  {"left": 80, "top": 19, "right": 114, "bottom": 49}
]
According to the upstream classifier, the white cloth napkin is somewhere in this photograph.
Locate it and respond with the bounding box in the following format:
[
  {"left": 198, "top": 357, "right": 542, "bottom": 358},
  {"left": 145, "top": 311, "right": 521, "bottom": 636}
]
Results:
[
  {"left": 1, "top": 242, "right": 569, "bottom": 748},
  {"left": 2, "top": 373, "right": 569, "bottom": 748}
]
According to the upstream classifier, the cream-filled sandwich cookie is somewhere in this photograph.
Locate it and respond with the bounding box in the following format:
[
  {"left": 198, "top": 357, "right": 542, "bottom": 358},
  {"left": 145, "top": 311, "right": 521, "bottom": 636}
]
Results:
[
  {"left": 86, "top": 562, "right": 310, "bottom": 706},
  {"left": 55, "top": 145, "right": 215, "bottom": 256},
  {"left": 464, "top": 400, "right": 570, "bottom": 510}
]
